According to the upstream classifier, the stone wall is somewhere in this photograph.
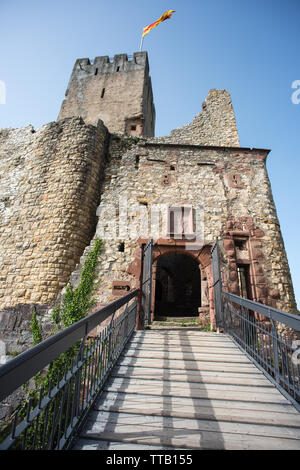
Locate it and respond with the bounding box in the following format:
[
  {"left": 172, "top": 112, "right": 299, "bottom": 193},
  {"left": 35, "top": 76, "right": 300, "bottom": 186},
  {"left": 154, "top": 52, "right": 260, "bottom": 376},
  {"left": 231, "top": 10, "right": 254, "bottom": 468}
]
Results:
[
  {"left": 58, "top": 52, "right": 156, "bottom": 137},
  {"left": 0, "top": 117, "right": 108, "bottom": 311}
]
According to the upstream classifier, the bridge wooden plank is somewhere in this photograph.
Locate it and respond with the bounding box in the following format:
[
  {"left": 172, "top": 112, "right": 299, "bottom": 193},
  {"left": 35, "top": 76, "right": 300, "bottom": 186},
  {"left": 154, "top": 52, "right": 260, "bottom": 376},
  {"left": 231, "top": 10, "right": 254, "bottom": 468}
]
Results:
[
  {"left": 96, "top": 391, "right": 297, "bottom": 415},
  {"left": 132, "top": 330, "right": 233, "bottom": 337},
  {"left": 132, "top": 331, "right": 229, "bottom": 337},
  {"left": 103, "top": 378, "right": 288, "bottom": 403},
  {"left": 131, "top": 335, "right": 233, "bottom": 344},
  {"left": 102, "top": 388, "right": 288, "bottom": 405},
  {"left": 130, "top": 334, "right": 234, "bottom": 344},
  {"left": 114, "top": 364, "right": 268, "bottom": 379},
  {"left": 117, "top": 356, "right": 261, "bottom": 373},
  {"left": 111, "top": 365, "right": 274, "bottom": 387},
  {"left": 94, "top": 401, "right": 300, "bottom": 427},
  {"left": 80, "top": 423, "right": 300, "bottom": 450},
  {"left": 124, "top": 344, "right": 246, "bottom": 355},
  {"left": 130, "top": 341, "right": 240, "bottom": 352},
  {"left": 106, "top": 376, "right": 280, "bottom": 395},
  {"left": 84, "top": 410, "right": 300, "bottom": 440},
  {"left": 121, "top": 350, "right": 253, "bottom": 363},
  {"left": 73, "top": 438, "right": 181, "bottom": 450}
]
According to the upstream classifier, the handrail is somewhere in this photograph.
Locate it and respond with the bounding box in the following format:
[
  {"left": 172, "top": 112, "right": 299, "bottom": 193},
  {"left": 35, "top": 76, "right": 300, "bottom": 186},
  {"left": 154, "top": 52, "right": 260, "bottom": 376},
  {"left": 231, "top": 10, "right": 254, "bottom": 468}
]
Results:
[
  {"left": 222, "top": 291, "right": 300, "bottom": 407},
  {"left": 0, "top": 289, "right": 139, "bottom": 450},
  {"left": 222, "top": 292, "right": 300, "bottom": 330},
  {"left": 0, "top": 289, "right": 138, "bottom": 402}
]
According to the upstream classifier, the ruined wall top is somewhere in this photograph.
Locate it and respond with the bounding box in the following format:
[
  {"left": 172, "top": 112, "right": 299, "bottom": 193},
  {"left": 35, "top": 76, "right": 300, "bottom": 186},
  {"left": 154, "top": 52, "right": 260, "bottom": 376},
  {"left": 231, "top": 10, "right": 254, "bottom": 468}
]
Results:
[{"left": 152, "top": 89, "right": 240, "bottom": 147}]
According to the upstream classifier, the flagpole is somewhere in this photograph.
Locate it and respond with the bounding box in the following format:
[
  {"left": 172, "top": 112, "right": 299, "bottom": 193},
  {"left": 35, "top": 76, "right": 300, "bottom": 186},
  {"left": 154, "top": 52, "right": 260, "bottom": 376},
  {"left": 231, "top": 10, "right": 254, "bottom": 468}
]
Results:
[{"left": 139, "top": 35, "right": 144, "bottom": 52}]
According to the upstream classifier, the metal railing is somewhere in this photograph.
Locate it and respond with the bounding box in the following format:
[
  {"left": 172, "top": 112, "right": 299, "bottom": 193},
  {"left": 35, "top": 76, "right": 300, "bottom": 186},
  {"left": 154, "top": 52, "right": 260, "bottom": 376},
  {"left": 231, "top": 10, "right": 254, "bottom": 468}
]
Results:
[
  {"left": 0, "top": 289, "right": 139, "bottom": 450},
  {"left": 222, "top": 292, "right": 300, "bottom": 407}
]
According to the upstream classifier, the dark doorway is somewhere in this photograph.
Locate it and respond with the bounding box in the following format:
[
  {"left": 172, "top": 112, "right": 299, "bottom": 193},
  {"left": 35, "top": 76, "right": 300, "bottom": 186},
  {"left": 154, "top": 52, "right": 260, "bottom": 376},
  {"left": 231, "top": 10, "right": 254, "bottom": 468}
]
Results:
[
  {"left": 154, "top": 254, "right": 201, "bottom": 317},
  {"left": 237, "top": 264, "right": 252, "bottom": 299}
]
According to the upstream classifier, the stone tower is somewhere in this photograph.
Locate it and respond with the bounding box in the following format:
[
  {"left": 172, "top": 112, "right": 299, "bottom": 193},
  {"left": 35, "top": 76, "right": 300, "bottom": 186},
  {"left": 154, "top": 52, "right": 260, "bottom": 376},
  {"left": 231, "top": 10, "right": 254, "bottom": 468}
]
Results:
[{"left": 58, "top": 51, "right": 155, "bottom": 137}]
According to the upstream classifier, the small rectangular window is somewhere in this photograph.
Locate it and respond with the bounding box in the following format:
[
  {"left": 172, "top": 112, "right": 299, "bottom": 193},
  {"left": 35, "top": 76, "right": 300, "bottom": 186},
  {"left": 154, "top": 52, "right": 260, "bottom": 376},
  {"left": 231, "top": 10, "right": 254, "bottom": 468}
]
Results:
[
  {"left": 118, "top": 242, "right": 125, "bottom": 252},
  {"left": 94, "top": 68, "right": 98, "bottom": 76},
  {"left": 235, "top": 239, "right": 247, "bottom": 251},
  {"left": 101, "top": 88, "right": 105, "bottom": 98}
]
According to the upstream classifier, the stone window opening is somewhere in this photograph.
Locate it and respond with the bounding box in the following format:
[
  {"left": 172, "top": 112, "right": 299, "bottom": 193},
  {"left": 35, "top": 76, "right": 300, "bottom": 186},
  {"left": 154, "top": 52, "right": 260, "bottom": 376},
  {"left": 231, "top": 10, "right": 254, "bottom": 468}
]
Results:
[
  {"left": 118, "top": 242, "right": 125, "bottom": 252},
  {"left": 101, "top": 88, "right": 105, "bottom": 98},
  {"left": 229, "top": 173, "right": 242, "bottom": 188},
  {"left": 232, "top": 175, "right": 239, "bottom": 185},
  {"left": 170, "top": 165, "right": 176, "bottom": 171},
  {"left": 125, "top": 118, "right": 143, "bottom": 137},
  {"left": 135, "top": 156, "right": 140, "bottom": 169},
  {"left": 163, "top": 175, "right": 171, "bottom": 186},
  {"left": 234, "top": 238, "right": 248, "bottom": 251},
  {"left": 116, "top": 66, "right": 120, "bottom": 72},
  {"left": 94, "top": 68, "right": 98, "bottom": 76}
]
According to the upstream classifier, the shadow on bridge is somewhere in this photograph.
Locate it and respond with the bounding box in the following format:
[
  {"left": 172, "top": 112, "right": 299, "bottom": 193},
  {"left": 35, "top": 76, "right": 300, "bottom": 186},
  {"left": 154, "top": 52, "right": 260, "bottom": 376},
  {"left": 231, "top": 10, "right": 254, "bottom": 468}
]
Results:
[{"left": 75, "top": 328, "right": 226, "bottom": 449}]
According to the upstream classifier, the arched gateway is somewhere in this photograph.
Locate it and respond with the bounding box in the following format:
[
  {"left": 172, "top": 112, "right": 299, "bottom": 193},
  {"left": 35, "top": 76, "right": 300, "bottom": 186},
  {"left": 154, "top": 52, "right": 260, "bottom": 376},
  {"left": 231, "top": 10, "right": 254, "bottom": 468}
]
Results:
[{"left": 138, "top": 239, "right": 217, "bottom": 328}]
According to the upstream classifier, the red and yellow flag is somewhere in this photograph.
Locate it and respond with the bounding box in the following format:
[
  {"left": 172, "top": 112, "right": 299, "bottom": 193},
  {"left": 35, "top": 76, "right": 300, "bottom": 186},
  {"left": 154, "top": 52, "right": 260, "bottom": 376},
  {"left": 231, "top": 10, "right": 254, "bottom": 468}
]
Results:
[{"left": 142, "top": 10, "right": 176, "bottom": 37}]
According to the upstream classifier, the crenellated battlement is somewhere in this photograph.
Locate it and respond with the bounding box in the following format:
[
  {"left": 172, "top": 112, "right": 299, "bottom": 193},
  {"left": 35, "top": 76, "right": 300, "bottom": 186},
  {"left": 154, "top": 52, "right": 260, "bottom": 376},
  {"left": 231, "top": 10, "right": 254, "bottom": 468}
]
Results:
[{"left": 72, "top": 51, "right": 149, "bottom": 76}]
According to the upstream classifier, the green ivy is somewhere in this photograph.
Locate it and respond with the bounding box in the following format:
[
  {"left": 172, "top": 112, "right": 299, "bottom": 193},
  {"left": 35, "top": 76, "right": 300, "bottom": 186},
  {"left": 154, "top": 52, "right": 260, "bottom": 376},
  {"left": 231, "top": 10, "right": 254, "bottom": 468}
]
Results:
[
  {"left": 51, "top": 237, "right": 102, "bottom": 329},
  {"left": 30, "top": 309, "right": 42, "bottom": 346},
  {"left": 17, "top": 237, "right": 103, "bottom": 449}
]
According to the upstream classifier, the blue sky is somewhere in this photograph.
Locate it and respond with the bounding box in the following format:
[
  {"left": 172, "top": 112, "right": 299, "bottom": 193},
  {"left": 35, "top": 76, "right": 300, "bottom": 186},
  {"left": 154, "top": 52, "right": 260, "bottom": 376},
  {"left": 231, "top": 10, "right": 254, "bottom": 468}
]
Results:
[{"left": 0, "top": 0, "right": 299, "bottom": 308}]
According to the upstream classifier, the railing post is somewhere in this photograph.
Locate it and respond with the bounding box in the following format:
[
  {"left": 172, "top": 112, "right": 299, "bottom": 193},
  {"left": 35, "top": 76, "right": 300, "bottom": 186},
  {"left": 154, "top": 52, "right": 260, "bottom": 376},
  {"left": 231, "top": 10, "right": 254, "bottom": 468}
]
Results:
[
  {"left": 140, "top": 239, "right": 153, "bottom": 329},
  {"left": 270, "top": 312, "right": 280, "bottom": 384},
  {"left": 136, "top": 289, "right": 144, "bottom": 330},
  {"left": 73, "top": 339, "right": 85, "bottom": 420},
  {"left": 211, "top": 238, "right": 224, "bottom": 331}
]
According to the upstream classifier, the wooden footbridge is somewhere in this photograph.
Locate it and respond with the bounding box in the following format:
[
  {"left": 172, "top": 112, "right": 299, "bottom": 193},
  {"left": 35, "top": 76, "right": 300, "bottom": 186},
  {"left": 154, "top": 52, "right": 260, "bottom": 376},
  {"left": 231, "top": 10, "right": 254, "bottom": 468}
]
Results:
[
  {"left": 0, "top": 240, "right": 300, "bottom": 450},
  {"left": 73, "top": 328, "right": 300, "bottom": 451}
]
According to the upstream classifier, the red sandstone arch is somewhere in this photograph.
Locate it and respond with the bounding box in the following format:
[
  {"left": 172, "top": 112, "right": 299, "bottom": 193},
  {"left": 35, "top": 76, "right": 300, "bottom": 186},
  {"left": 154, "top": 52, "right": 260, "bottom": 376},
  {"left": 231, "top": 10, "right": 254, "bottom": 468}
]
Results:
[{"left": 127, "top": 238, "right": 217, "bottom": 329}]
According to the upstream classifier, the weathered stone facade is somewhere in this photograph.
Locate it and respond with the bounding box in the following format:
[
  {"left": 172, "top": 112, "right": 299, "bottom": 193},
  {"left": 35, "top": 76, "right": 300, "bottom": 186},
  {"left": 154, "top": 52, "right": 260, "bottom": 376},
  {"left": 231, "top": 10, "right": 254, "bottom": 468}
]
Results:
[
  {"left": 70, "top": 137, "right": 296, "bottom": 332},
  {"left": 0, "top": 117, "right": 108, "bottom": 310},
  {"left": 0, "top": 50, "right": 297, "bottom": 356}
]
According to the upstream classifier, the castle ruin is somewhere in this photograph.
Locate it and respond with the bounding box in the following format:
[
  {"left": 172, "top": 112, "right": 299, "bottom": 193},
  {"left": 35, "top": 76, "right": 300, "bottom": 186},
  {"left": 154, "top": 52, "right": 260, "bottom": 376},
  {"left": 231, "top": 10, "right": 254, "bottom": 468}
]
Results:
[{"left": 0, "top": 51, "right": 297, "bottom": 354}]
